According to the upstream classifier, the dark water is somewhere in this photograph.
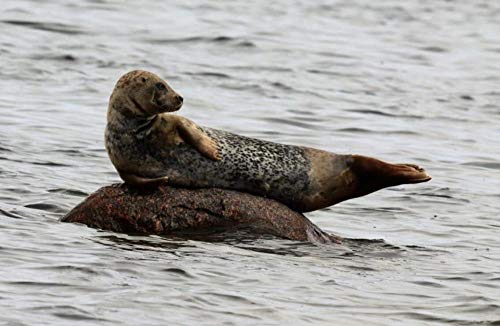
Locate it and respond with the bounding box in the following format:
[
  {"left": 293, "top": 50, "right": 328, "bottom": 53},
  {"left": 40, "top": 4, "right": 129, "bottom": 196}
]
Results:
[{"left": 1, "top": 1, "right": 499, "bottom": 325}]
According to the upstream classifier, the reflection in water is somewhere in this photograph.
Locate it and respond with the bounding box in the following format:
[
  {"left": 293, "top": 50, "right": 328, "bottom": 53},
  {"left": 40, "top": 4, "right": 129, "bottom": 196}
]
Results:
[{"left": 0, "top": 0, "right": 499, "bottom": 324}]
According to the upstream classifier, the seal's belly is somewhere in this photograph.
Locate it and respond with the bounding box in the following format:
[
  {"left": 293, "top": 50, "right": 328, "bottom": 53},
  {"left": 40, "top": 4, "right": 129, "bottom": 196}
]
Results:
[{"left": 148, "top": 127, "right": 312, "bottom": 206}]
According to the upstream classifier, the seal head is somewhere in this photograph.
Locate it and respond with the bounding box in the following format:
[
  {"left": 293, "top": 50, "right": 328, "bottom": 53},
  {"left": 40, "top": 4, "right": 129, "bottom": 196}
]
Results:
[{"left": 108, "top": 70, "right": 183, "bottom": 119}]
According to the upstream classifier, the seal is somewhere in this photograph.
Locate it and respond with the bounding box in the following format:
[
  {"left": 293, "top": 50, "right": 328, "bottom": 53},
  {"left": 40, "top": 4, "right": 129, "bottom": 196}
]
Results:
[{"left": 105, "top": 70, "right": 431, "bottom": 212}]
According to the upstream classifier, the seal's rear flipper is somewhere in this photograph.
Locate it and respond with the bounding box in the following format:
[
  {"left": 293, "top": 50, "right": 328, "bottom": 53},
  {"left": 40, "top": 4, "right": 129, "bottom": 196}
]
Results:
[
  {"left": 388, "top": 163, "right": 432, "bottom": 184},
  {"left": 298, "top": 153, "right": 432, "bottom": 212},
  {"left": 350, "top": 155, "right": 431, "bottom": 196}
]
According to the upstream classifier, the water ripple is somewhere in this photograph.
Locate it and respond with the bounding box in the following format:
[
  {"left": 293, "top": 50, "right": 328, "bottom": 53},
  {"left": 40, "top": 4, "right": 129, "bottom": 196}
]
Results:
[
  {"left": 0, "top": 0, "right": 499, "bottom": 325},
  {"left": 1, "top": 20, "right": 86, "bottom": 35}
]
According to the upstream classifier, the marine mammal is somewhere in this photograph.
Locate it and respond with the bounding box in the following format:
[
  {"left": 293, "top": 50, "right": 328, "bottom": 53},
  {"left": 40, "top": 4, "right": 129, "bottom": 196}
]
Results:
[{"left": 105, "top": 70, "right": 431, "bottom": 212}]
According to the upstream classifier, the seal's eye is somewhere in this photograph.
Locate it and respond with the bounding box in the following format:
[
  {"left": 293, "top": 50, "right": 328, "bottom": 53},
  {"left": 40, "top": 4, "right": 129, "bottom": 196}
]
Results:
[{"left": 155, "top": 82, "right": 167, "bottom": 91}]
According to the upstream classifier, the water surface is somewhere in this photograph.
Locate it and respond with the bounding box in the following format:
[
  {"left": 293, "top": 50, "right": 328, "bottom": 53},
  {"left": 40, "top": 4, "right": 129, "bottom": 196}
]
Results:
[{"left": 1, "top": 1, "right": 499, "bottom": 325}]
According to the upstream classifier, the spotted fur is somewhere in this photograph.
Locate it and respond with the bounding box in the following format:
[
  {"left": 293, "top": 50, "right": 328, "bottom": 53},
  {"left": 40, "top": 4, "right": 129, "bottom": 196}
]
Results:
[{"left": 106, "top": 117, "right": 311, "bottom": 209}]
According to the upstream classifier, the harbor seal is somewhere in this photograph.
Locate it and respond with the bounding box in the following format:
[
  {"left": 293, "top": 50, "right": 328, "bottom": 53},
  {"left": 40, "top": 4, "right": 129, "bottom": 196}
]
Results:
[{"left": 105, "top": 70, "right": 431, "bottom": 212}]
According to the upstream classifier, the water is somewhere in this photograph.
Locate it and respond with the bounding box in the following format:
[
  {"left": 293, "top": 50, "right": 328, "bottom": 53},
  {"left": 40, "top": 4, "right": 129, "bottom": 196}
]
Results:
[{"left": 1, "top": 0, "right": 499, "bottom": 324}]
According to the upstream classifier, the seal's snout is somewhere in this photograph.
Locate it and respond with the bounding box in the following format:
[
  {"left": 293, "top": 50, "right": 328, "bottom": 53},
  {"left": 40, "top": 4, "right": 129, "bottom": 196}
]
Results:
[
  {"left": 176, "top": 94, "right": 183, "bottom": 103},
  {"left": 171, "top": 94, "right": 183, "bottom": 111}
]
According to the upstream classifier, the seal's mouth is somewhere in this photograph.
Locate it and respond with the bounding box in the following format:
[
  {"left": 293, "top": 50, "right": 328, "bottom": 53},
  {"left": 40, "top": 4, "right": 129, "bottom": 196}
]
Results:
[{"left": 162, "top": 102, "right": 183, "bottom": 113}]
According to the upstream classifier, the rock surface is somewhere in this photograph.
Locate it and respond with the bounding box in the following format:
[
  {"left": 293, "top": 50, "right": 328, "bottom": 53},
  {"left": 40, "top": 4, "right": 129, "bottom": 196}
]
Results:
[{"left": 62, "top": 184, "right": 340, "bottom": 244}]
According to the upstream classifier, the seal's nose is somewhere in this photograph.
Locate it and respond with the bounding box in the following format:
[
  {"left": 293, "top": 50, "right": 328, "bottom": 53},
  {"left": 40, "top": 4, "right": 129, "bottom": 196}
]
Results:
[{"left": 176, "top": 95, "right": 183, "bottom": 103}]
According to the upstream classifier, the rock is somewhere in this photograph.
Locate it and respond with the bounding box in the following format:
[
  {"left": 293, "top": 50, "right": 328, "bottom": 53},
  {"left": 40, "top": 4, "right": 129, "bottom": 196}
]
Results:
[{"left": 61, "top": 184, "right": 340, "bottom": 244}]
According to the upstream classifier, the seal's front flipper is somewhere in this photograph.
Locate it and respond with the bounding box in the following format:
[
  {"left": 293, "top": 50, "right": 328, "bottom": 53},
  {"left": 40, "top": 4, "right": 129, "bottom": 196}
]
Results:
[
  {"left": 118, "top": 171, "right": 169, "bottom": 187},
  {"left": 176, "top": 117, "right": 221, "bottom": 161},
  {"left": 196, "top": 135, "right": 221, "bottom": 161}
]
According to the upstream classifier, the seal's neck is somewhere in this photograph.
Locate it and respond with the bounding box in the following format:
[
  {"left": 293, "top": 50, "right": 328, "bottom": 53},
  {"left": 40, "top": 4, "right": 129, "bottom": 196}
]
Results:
[
  {"left": 107, "top": 89, "right": 155, "bottom": 121},
  {"left": 109, "top": 108, "right": 157, "bottom": 129},
  {"left": 133, "top": 114, "right": 159, "bottom": 136}
]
